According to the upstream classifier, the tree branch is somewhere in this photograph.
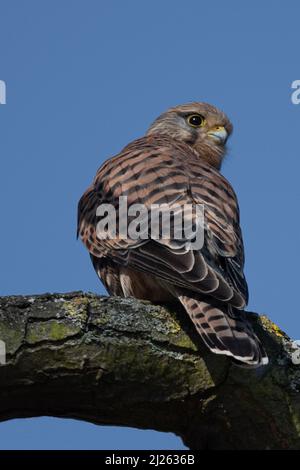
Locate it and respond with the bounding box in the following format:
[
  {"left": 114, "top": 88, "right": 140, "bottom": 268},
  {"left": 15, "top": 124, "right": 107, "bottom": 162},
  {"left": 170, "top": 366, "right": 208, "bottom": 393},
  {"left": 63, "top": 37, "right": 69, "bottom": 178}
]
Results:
[{"left": 0, "top": 291, "right": 300, "bottom": 449}]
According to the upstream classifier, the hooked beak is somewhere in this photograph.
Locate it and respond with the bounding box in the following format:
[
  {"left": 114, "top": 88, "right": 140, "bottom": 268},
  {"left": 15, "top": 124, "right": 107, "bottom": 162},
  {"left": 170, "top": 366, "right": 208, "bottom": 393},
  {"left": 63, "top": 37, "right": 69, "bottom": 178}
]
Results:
[{"left": 207, "top": 126, "right": 228, "bottom": 145}]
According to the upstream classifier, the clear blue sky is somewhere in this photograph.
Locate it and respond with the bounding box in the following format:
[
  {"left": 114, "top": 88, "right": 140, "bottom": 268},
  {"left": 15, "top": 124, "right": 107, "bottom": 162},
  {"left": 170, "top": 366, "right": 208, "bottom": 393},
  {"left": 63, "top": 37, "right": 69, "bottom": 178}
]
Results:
[{"left": 0, "top": 0, "right": 299, "bottom": 450}]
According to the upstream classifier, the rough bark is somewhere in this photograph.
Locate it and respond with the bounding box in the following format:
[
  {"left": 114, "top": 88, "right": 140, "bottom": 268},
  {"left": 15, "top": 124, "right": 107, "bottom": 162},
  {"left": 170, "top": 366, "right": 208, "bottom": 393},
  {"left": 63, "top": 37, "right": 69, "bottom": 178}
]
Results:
[{"left": 0, "top": 291, "right": 300, "bottom": 450}]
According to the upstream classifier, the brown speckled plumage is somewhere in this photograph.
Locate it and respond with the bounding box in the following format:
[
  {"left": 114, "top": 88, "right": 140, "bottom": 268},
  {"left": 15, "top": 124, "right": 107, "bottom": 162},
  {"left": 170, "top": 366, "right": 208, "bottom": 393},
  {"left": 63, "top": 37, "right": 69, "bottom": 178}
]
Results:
[{"left": 78, "top": 102, "right": 267, "bottom": 366}]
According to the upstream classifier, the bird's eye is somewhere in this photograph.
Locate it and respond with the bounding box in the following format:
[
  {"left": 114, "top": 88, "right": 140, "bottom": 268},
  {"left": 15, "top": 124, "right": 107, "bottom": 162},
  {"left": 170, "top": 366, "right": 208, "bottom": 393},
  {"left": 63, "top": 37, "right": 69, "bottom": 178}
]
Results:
[{"left": 187, "top": 114, "right": 206, "bottom": 128}]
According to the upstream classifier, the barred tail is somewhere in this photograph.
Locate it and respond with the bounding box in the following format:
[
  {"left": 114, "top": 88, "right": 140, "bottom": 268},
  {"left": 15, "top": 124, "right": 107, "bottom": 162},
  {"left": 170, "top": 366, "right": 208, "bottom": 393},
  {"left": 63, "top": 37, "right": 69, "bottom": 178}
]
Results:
[{"left": 178, "top": 295, "right": 268, "bottom": 367}]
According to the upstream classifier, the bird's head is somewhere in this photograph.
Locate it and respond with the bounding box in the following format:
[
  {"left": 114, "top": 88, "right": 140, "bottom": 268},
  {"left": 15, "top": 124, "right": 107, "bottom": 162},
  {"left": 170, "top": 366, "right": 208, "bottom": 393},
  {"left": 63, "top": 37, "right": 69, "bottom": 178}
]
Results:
[{"left": 147, "top": 102, "right": 233, "bottom": 169}]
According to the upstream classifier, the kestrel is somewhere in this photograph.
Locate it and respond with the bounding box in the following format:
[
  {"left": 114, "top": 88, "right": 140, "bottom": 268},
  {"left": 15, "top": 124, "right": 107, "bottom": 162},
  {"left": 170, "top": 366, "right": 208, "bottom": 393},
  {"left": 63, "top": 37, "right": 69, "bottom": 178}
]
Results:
[{"left": 78, "top": 102, "right": 268, "bottom": 367}]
